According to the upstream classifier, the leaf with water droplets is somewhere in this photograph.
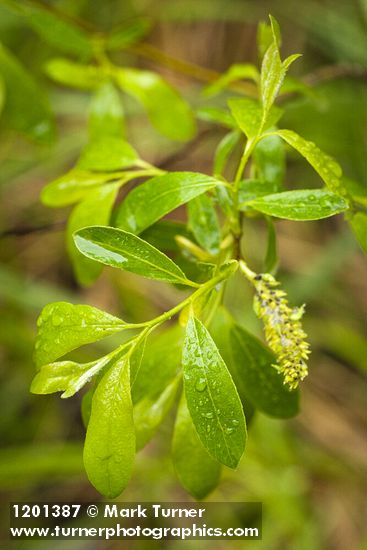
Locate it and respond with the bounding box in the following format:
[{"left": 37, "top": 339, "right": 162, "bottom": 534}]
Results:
[
  {"left": 188, "top": 193, "right": 221, "bottom": 254},
  {"left": 182, "top": 317, "right": 246, "bottom": 469},
  {"left": 230, "top": 324, "right": 299, "bottom": 418},
  {"left": 272, "top": 129, "right": 344, "bottom": 194},
  {"left": 83, "top": 356, "right": 135, "bottom": 498},
  {"left": 31, "top": 354, "right": 111, "bottom": 398},
  {"left": 260, "top": 17, "right": 300, "bottom": 116},
  {"left": 115, "top": 172, "right": 221, "bottom": 234},
  {"left": 228, "top": 97, "right": 283, "bottom": 139},
  {"left": 249, "top": 189, "right": 349, "bottom": 220},
  {"left": 74, "top": 226, "right": 196, "bottom": 286},
  {"left": 134, "top": 377, "right": 180, "bottom": 450},
  {"left": 41, "top": 170, "right": 118, "bottom": 207},
  {"left": 34, "top": 302, "right": 125, "bottom": 368},
  {"left": 172, "top": 394, "right": 221, "bottom": 499}
]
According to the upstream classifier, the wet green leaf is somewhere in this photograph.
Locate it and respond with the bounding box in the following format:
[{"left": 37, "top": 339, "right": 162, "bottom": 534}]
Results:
[
  {"left": 183, "top": 316, "right": 246, "bottom": 469},
  {"left": 67, "top": 183, "right": 119, "bottom": 286},
  {"left": 273, "top": 129, "right": 343, "bottom": 194},
  {"left": 114, "top": 68, "right": 196, "bottom": 141},
  {"left": 84, "top": 356, "right": 135, "bottom": 498},
  {"left": 0, "top": 43, "right": 54, "bottom": 143},
  {"left": 228, "top": 97, "right": 283, "bottom": 139},
  {"left": 209, "top": 309, "right": 255, "bottom": 425},
  {"left": 238, "top": 179, "right": 278, "bottom": 207},
  {"left": 172, "top": 394, "right": 221, "bottom": 499},
  {"left": 41, "top": 170, "right": 117, "bottom": 207},
  {"left": 116, "top": 172, "right": 221, "bottom": 234},
  {"left": 74, "top": 226, "right": 196, "bottom": 286},
  {"left": 134, "top": 377, "right": 180, "bottom": 450},
  {"left": 249, "top": 189, "right": 349, "bottom": 220},
  {"left": 230, "top": 324, "right": 299, "bottom": 418},
  {"left": 260, "top": 17, "right": 300, "bottom": 116},
  {"left": 35, "top": 302, "right": 125, "bottom": 368},
  {"left": 188, "top": 194, "right": 220, "bottom": 254},
  {"left": 31, "top": 354, "right": 111, "bottom": 398}
]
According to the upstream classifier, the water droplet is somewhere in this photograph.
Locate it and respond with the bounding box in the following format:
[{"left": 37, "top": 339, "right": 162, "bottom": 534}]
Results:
[
  {"left": 204, "top": 412, "right": 213, "bottom": 419},
  {"left": 232, "top": 419, "right": 239, "bottom": 426},
  {"left": 52, "top": 314, "right": 63, "bottom": 327},
  {"left": 195, "top": 377, "right": 207, "bottom": 392},
  {"left": 36, "top": 316, "right": 44, "bottom": 327},
  {"left": 225, "top": 427, "right": 234, "bottom": 435}
]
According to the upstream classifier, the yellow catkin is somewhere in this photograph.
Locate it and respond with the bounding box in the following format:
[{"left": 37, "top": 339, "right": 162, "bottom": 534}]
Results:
[{"left": 244, "top": 268, "right": 310, "bottom": 390}]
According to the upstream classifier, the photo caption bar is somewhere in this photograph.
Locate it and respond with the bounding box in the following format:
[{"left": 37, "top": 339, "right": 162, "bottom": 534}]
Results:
[{"left": 10, "top": 502, "right": 262, "bottom": 540}]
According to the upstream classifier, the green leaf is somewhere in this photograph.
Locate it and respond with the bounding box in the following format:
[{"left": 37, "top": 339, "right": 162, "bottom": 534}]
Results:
[
  {"left": 172, "top": 394, "right": 221, "bottom": 500},
  {"left": 188, "top": 194, "right": 220, "bottom": 254},
  {"left": 230, "top": 324, "right": 299, "bottom": 418},
  {"left": 41, "top": 170, "right": 117, "bottom": 207},
  {"left": 260, "top": 40, "right": 284, "bottom": 115},
  {"left": 253, "top": 134, "right": 285, "bottom": 188},
  {"left": 81, "top": 387, "right": 94, "bottom": 428},
  {"left": 74, "top": 226, "right": 196, "bottom": 286},
  {"left": 35, "top": 302, "right": 125, "bottom": 368},
  {"left": 341, "top": 177, "right": 367, "bottom": 207},
  {"left": 134, "top": 377, "right": 180, "bottom": 450},
  {"left": 0, "top": 43, "right": 54, "bottom": 143},
  {"left": 213, "top": 130, "right": 241, "bottom": 177},
  {"left": 77, "top": 137, "right": 139, "bottom": 172},
  {"left": 67, "top": 184, "right": 119, "bottom": 286},
  {"left": 182, "top": 316, "right": 246, "bottom": 469},
  {"left": 19, "top": 2, "right": 93, "bottom": 58},
  {"left": 264, "top": 217, "right": 278, "bottom": 273},
  {"left": 83, "top": 356, "right": 135, "bottom": 498},
  {"left": 238, "top": 179, "right": 279, "bottom": 208},
  {"left": 260, "top": 18, "right": 300, "bottom": 115},
  {"left": 106, "top": 19, "right": 152, "bottom": 50},
  {"left": 272, "top": 129, "right": 343, "bottom": 194},
  {"left": 349, "top": 212, "right": 367, "bottom": 255},
  {"left": 203, "top": 63, "right": 259, "bottom": 97},
  {"left": 228, "top": 97, "right": 283, "bottom": 139},
  {"left": 88, "top": 82, "right": 125, "bottom": 140},
  {"left": 114, "top": 68, "right": 196, "bottom": 141},
  {"left": 196, "top": 106, "right": 236, "bottom": 128},
  {"left": 141, "top": 220, "right": 191, "bottom": 252},
  {"left": 131, "top": 325, "right": 183, "bottom": 404},
  {"left": 248, "top": 189, "right": 349, "bottom": 220},
  {"left": 209, "top": 309, "right": 255, "bottom": 425},
  {"left": 45, "top": 58, "right": 102, "bottom": 89},
  {"left": 31, "top": 354, "right": 111, "bottom": 398},
  {"left": 116, "top": 172, "right": 221, "bottom": 234}
]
